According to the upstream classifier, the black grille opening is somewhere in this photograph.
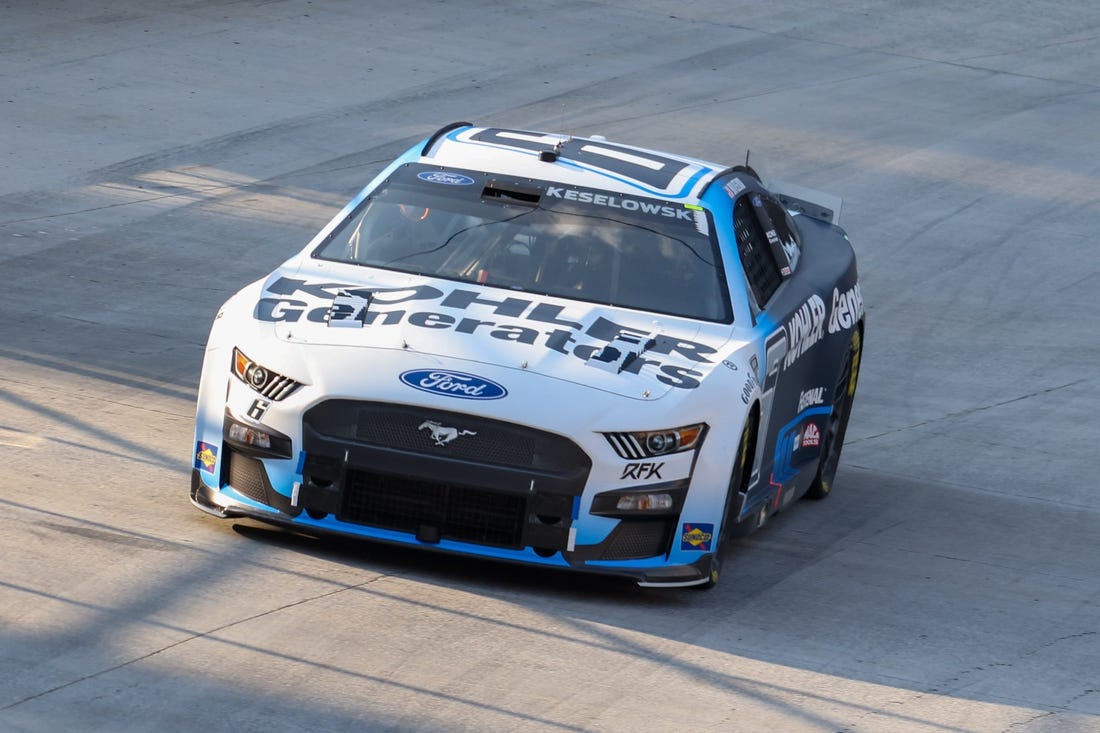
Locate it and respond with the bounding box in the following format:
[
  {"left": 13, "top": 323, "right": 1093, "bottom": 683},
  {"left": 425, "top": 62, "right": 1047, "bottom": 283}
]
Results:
[
  {"left": 303, "top": 401, "right": 590, "bottom": 476},
  {"left": 600, "top": 519, "right": 674, "bottom": 560},
  {"left": 356, "top": 414, "right": 537, "bottom": 467},
  {"left": 225, "top": 448, "right": 269, "bottom": 505},
  {"left": 221, "top": 446, "right": 300, "bottom": 517},
  {"left": 340, "top": 469, "right": 526, "bottom": 549}
]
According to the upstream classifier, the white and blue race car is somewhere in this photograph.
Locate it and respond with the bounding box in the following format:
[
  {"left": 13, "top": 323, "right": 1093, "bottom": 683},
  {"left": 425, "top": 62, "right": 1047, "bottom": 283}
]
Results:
[{"left": 191, "top": 122, "right": 864, "bottom": 587}]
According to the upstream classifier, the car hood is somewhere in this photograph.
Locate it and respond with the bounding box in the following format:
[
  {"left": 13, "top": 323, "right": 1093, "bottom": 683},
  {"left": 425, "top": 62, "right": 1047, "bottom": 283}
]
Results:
[{"left": 253, "top": 261, "right": 735, "bottom": 401}]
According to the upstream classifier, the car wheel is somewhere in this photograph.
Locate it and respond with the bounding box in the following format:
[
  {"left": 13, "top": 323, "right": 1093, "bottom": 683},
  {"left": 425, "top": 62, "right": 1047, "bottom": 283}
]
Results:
[
  {"left": 805, "top": 328, "right": 862, "bottom": 500},
  {"left": 702, "top": 414, "right": 758, "bottom": 588}
]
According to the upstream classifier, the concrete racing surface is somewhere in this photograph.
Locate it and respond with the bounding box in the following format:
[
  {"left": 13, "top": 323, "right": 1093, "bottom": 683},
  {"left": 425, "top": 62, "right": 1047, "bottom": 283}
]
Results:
[{"left": 2, "top": 1, "right": 1098, "bottom": 731}]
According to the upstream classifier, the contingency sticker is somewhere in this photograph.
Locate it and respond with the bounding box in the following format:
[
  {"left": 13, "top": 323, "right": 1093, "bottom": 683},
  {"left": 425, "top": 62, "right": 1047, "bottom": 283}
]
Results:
[
  {"left": 195, "top": 442, "right": 218, "bottom": 474},
  {"left": 680, "top": 523, "right": 714, "bottom": 552}
]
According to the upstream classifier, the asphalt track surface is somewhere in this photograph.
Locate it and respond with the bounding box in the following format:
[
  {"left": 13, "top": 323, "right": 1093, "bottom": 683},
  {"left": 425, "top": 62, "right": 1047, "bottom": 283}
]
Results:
[{"left": 2, "top": 2, "right": 1099, "bottom": 731}]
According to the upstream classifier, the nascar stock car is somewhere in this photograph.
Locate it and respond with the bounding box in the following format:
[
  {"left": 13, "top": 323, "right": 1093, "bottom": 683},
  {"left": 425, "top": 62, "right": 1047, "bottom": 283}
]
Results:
[{"left": 191, "top": 122, "right": 864, "bottom": 587}]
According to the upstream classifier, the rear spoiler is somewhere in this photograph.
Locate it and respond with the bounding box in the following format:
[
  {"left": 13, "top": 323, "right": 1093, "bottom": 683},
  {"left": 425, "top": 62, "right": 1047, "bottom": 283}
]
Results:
[{"left": 768, "top": 180, "right": 843, "bottom": 226}]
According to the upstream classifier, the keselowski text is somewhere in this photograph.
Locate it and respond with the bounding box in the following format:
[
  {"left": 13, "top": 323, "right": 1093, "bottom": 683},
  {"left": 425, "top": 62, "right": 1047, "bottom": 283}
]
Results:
[{"left": 543, "top": 187, "right": 695, "bottom": 221}]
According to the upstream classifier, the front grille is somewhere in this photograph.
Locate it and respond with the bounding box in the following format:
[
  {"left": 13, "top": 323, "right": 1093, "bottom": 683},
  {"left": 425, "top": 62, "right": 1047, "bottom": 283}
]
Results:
[
  {"left": 301, "top": 401, "right": 588, "bottom": 552},
  {"left": 303, "top": 401, "right": 590, "bottom": 474},
  {"left": 340, "top": 468, "right": 526, "bottom": 548},
  {"left": 357, "top": 413, "right": 535, "bottom": 466}
]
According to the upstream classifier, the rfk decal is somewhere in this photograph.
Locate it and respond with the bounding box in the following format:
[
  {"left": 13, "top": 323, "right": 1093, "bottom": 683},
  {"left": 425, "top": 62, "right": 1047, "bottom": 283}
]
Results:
[{"left": 620, "top": 462, "right": 664, "bottom": 480}]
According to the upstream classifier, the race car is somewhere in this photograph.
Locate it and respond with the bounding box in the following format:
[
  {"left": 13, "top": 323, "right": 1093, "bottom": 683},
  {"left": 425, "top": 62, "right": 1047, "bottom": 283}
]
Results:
[{"left": 191, "top": 122, "right": 864, "bottom": 587}]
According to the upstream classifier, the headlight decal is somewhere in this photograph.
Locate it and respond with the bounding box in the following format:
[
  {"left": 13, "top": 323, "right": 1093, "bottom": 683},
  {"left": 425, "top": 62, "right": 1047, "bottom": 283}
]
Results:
[
  {"left": 606, "top": 431, "right": 646, "bottom": 460},
  {"left": 231, "top": 348, "right": 303, "bottom": 401},
  {"left": 602, "top": 423, "right": 706, "bottom": 460}
]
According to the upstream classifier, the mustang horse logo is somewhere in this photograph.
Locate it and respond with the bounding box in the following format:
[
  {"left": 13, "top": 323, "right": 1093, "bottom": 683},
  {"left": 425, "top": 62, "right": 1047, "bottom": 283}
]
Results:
[{"left": 418, "top": 420, "right": 476, "bottom": 446}]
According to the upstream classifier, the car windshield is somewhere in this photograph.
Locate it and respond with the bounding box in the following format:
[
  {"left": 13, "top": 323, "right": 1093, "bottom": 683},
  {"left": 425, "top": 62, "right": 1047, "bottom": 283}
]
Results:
[{"left": 312, "top": 165, "right": 732, "bottom": 322}]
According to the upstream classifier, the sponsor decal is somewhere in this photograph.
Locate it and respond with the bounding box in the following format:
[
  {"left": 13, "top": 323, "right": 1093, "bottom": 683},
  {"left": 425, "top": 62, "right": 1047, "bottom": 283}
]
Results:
[
  {"left": 783, "top": 294, "right": 826, "bottom": 370},
  {"left": 797, "top": 387, "right": 825, "bottom": 413},
  {"left": 620, "top": 462, "right": 664, "bottom": 480},
  {"left": 680, "top": 523, "right": 714, "bottom": 552},
  {"left": 195, "top": 442, "right": 218, "bottom": 473},
  {"left": 724, "top": 178, "right": 746, "bottom": 198},
  {"left": 828, "top": 282, "right": 864, "bottom": 334},
  {"left": 721, "top": 359, "right": 738, "bottom": 371},
  {"left": 418, "top": 420, "right": 477, "bottom": 446},
  {"left": 400, "top": 369, "right": 507, "bottom": 400},
  {"left": 543, "top": 187, "right": 694, "bottom": 221},
  {"left": 257, "top": 278, "right": 717, "bottom": 390},
  {"left": 417, "top": 171, "right": 475, "bottom": 186},
  {"left": 801, "top": 423, "right": 821, "bottom": 448}
]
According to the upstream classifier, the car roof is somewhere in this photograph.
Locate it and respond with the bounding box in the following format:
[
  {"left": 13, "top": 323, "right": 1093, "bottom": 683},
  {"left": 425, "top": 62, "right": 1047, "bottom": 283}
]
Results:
[{"left": 421, "top": 123, "right": 728, "bottom": 204}]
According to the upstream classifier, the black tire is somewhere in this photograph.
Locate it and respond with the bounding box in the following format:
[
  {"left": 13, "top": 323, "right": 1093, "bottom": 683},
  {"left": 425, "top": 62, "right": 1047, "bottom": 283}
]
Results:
[
  {"left": 701, "top": 414, "right": 757, "bottom": 588},
  {"left": 805, "top": 328, "right": 862, "bottom": 500}
]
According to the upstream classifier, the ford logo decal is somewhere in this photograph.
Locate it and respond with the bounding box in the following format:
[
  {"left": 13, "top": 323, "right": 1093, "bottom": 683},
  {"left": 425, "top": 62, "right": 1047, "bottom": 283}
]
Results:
[
  {"left": 416, "top": 171, "right": 475, "bottom": 186},
  {"left": 399, "top": 369, "right": 507, "bottom": 400}
]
